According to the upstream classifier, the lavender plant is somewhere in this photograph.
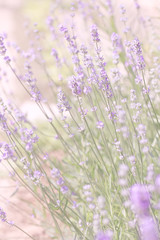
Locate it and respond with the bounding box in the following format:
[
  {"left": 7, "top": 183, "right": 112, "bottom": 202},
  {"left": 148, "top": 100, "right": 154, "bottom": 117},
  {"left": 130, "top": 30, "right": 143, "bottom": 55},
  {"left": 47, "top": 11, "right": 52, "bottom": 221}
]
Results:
[{"left": 0, "top": 0, "right": 160, "bottom": 239}]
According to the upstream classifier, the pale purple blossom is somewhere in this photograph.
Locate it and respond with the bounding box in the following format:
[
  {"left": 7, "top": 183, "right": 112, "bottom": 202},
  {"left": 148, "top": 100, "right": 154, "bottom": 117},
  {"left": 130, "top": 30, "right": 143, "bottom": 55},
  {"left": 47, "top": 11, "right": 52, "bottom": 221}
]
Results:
[
  {"left": 139, "top": 216, "right": 159, "bottom": 240},
  {"left": 96, "top": 231, "right": 111, "bottom": 240},
  {"left": 96, "top": 121, "right": 104, "bottom": 129},
  {"left": 130, "top": 184, "right": 150, "bottom": 216}
]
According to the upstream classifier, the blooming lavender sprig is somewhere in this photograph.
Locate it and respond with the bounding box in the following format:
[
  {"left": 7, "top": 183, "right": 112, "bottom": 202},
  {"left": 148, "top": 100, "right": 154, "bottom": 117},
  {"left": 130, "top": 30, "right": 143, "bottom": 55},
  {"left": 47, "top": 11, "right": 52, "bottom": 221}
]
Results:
[
  {"left": 68, "top": 75, "right": 83, "bottom": 96},
  {"left": 91, "top": 25, "right": 100, "bottom": 43},
  {"left": 51, "top": 48, "right": 61, "bottom": 67},
  {"left": 0, "top": 207, "right": 7, "bottom": 222},
  {"left": 0, "top": 142, "right": 17, "bottom": 162},
  {"left": 0, "top": 33, "right": 11, "bottom": 63},
  {"left": 91, "top": 25, "right": 112, "bottom": 98},
  {"left": 0, "top": 34, "right": 7, "bottom": 56},
  {"left": 111, "top": 32, "right": 121, "bottom": 65},
  {"left": 0, "top": 111, "right": 9, "bottom": 133},
  {"left": 57, "top": 89, "right": 72, "bottom": 112},
  {"left": 131, "top": 38, "right": 145, "bottom": 71},
  {"left": 51, "top": 168, "right": 69, "bottom": 195},
  {"left": 20, "top": 127, "right": 39, "bottom": 152}
]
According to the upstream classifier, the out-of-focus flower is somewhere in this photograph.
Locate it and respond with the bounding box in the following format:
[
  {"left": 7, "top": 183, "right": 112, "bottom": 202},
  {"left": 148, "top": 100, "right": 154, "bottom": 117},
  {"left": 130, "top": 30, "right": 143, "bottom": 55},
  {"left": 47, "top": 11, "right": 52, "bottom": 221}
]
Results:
[
  {"left": 96, "top": 231, "right": 112, "bottom": 240},
  {"left": 130, "top": 184, "right": 150, "bottom": 216}
]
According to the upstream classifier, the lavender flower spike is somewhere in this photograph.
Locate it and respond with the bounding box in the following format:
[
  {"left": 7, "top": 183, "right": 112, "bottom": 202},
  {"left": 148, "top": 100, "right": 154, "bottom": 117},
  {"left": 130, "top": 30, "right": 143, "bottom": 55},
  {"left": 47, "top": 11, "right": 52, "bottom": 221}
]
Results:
[
  {"left": 91, "top": 25, "right": 100, "bottom": 42},
  {"left": 0, "top": 207, "right": 7, "bottom": 222}
]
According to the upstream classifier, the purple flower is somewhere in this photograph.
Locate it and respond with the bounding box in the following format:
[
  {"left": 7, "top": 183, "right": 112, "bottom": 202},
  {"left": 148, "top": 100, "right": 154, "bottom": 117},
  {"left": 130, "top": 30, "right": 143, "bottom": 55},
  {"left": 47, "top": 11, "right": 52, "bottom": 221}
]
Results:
[
  {"left": 30, "top": 85, "right": 42, "bottom": 102},
  {"left": 134, "top": 0, "right": 140, "bottom": 9},
  {"left": 111, "top": 32, "right": 120, "bottom": 48},
  {"left": 4, "top": 55, "right": 11, "bottom": 63},
  {"left": 132, "top": 38, "right": 142, "bottom": 55},
  {"left": 91, "top": 25, "right": 100, "bottom": 42},
  {"left": 57, "top": 90, "right": 71, "bottom": 112},
  {"left": 33, "top": 170, "right": 43, "bottom": 180},
  {"left": 135, "top": 75, "right": 142, "bottom": 84},
  {"left": 136, "top": 55, "right": 145, "bottom": 70},
  {"left": 96, "top": 121, "right": 104, "bottom": 129},
  {"left": 139, "top": 216, "right": 159, "bottom": 240},
  {"left": 1, "top": 143, "right": 17, "bottom": 161},
  {"left": 69, "top": 76, "right": 82, "bottom": 96},
  {"left": 0, "top": 34, "right": 7, "bottom": 55},
  {"left": 61, "top": 185, "right": 69, "bottom": 194},
  {"left": 56, "top": 177, "right": 64, "bottom": 186},
  {"left": 51, "top": 168, "right": 60, "bottom": 178},
  {"left": 46, "top": 16, "right": 54, "bottom": 26},
  {"left": 59, "top": 24, "right": 68, "bottom": 33},
  {"left": 51, "top": 48, "right": 60, "bottom": 65},
  {"left": 83, "top": 86, "right": 92, "bottom": 95},
  {"left": 25, "top": 142, "right": 33, "bottom": 152},
  {"left": 120, "top": 5, "right": 126, "bottom": 15},
  {"left": 78, "top": 107, "right": 88, "bottom": 118},
  {"left": 130, "top": 38, "right": 145, "bottom": 70},
  {"left": 96, "top": 231, "right": 111, "bottom": 240},
  {"left": 106, "top": 0, "right": 113, "bottom": 15},
  {"left": 130, "top": 184, "right": 150, "bottom": 216},
  {"left": 0, "top": 207, "right": 7, "bottom": 222},
  {"left": 72, "top": 200, "right": 78, "bottom": 208}
]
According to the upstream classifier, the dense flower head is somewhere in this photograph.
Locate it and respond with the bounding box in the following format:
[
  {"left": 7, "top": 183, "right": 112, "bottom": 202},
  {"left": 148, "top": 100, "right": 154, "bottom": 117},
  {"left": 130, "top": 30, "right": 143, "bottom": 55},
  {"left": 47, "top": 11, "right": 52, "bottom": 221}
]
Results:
[
  {"left": 130, "top": 184, "right": 150, "bottom": 215},
  {"left": 131, "top": 38, "right": 142, "bottom": 56},
  {"left": 57, "top": 89, "right": 71, "bottom": 112},
  {"left": 69, "top": 76, "right": 83, "bottom": 95},
  {"left": 0, "top": 142, "right": 17, "bottom": 162},
  {"left": 136, "top": 55, "right": 145, "bottom": 70},
  {"left": 91, "top": 25, "right": 100, "bottom": 42}
]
